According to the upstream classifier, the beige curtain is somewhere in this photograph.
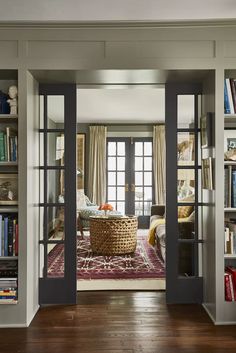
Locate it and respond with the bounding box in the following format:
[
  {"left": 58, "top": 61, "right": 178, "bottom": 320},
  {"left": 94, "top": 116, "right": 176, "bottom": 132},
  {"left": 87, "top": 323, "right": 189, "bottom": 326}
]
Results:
[
  {"left": 153, "top": 125, "right": 166, "bottom": 205},
  {"left": 88, "top": 126, "right": 107, "bottom": 205}
]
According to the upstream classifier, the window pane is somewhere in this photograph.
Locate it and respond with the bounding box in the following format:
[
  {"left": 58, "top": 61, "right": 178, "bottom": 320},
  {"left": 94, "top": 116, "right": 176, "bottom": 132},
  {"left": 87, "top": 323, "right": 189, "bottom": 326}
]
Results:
[
  {"left": 48, "top": 132, "right": 64, "bottom": 167},
  {"left": 48, "top": 243, "right": 64, "bottom": 278},
  {"left": 108, "top": 172, "right": 116, "bottom": 185},
  {"left": 144, "top": 157, "right": 152, "bottom": 171},
  {"left": 117, "top": 142, "right": 125, "bottom": 156},
  {"left": 144, "top": 142, "right": 152, "bottom": 156},
  {"left": 177, "top": 169, "right": 195, "bottom": 202},
  {"left": 135, "top": 172, "right": 143, "bottom": 185},
  {"left": 108, "top": 157, "right": 116, "bottom": 171},
  {"left": 135, "top": 157, "right": 143, "bottom": 170},
  {"left": 108, "top": 142, "right": 116, "bottom": 156},
  {"left": 47, "top": 95, "right": 64, "bottom": 128},
  {"left": 117, "top": 172, "right": 125, "bottom": 185},
  {"left": 177, "top": 132, "right": 195, "bottom": 166},
  {"left": 177, "top": 95, "right": 195, "bottom": 128},
  {"left": 135, "top": 187, "right": 143, "bottom": 201},
  {"left": 144, "top": 187, "right": 152, "bottom": 201},
  {"left": 144, "top": 172, "right": 152, "bottom": 186},
  {"left": 144, "top": 202, "right": 152, "bottom": 216},
  {"left": 135, "top": 202, "right": 143, "bottom": 216},
  {"left": 47, "top": 170, "right": 64, "bottom": 203},
  {"left": 108, "top": 187, "right": 116, "bottom": 200},
  {"left": 135, "top": 142, "right": 143, "bottom": 155},
  {"left": 177, "top": 209, "right": 195, "bottom": 238},
  {"left": 117, "top": 202, "right": 125, "bottom": 215},
  {"left": 178, "top": 243, "right": 194, "bottom": 277},
  {"left": 117, "top": 187, "right": 125, "bottom": 201},
  {"left": 47, "top": 206, "right": 65, "bottom": 241},
  {"left": 117, "top": 157, "right": 125, "bottom": 170}
]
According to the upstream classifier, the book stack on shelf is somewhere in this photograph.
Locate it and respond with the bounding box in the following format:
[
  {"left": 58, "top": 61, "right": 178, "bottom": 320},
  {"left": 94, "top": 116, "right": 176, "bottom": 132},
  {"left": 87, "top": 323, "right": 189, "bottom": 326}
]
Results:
[
  {"left": 0, "top": 127, "right": 17, "bottom": 162},
  {"left": 224, "top": 78, "right": 236, "bottom": 114},
  {"left": 0, "top": 214, "right": 18, "bottom": 257},
  {"left": 225, "top": 220, "right": 236, "bottom": 255},
  {"left": 225, "top": 267, "right": 236, "bottom": 301}
]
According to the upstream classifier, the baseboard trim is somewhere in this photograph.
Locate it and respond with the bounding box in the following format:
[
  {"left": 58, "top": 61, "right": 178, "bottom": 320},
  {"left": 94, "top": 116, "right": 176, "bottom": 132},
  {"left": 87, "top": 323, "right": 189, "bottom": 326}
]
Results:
[
  {"left": 26, "top": 305, "right": 40, "bottom": 327},
  {"left": 202, "top": 303, "right": 216, "bottom": 324},
  {"left": 77, "top": 278, "right": 166, "bottom": 291}
]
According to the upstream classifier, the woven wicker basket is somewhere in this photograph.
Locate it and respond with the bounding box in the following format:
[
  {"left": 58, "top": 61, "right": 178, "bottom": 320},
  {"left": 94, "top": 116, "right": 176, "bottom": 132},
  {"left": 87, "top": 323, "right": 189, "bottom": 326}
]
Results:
[{"left": 89, "top": 216, "right": 138, "bottom": 255}]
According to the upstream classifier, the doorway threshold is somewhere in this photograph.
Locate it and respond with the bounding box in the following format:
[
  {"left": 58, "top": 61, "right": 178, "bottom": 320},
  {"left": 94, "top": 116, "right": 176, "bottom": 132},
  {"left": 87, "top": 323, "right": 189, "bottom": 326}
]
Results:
[{"left": 77, "top": 278, "right": 165, "bottom": 291}]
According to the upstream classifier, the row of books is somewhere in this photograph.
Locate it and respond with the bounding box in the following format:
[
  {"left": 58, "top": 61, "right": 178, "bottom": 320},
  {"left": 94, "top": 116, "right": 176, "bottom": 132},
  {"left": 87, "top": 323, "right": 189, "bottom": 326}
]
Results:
[
  {"left": 0, "top": 260, "right": 17, "bottom": 277},
  {"left": 0, "top": 215, "right": 18, "bottom": 257},
  {"left": 0, "top": 128, "right": 17, "bottom": 162},
  {"left": 224, "top": 78, "right": 236, "bottom": 114},
  {"left": 225, "top": 267, "right": 236, "bottom": 301},
  {"left": 225, "top": 222, "right": 236, "bottom": 255},
  {"left": 0, "top": 278, "right": 17, "bottom": 303},
  {"left": 224, "top": 166, "right": 236, "bottom": 208}
]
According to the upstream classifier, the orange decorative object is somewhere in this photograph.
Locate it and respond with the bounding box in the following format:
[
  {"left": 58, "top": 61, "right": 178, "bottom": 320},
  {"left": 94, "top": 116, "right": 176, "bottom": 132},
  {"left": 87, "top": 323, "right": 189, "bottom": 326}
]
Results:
[{"left": 98, "top": 203, "right": 114, "bottom": 211}]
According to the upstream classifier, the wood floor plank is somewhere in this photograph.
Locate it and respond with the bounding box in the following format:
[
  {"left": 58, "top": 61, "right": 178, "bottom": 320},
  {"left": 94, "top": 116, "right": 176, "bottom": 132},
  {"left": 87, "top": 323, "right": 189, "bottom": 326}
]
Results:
[{"left": 0, "top": 291, "right": 236, "bottom": 353}]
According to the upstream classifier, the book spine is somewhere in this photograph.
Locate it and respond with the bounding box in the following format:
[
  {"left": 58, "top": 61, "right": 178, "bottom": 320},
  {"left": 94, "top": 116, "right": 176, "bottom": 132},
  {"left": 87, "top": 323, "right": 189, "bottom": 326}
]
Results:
[
  {"left": 0, "top": 215, "right": 2, "bottom": 257},
  {"left": 225, "top": 273, "right": 233, "bottom": 301},
  {"left": 224, "top": 80, "right": 231, "bottom": 114},
  {"left": 13, "top": 219, "right": 16, "bottom": 256},
  {"left": 4, "top": 217, "right": 8, "bottom": 256},
  {"left": 230, "top": 78, "right": 236, "bottom": 113},
  {"left": 229, "top": 166, "right": 232, "bottom": 208},
  {"left": 232, "top": 170, "right": 236, "bottom": 208},
  {"left": 1, "top": 220, "right": 4, "bottom": 256},
  {"left": 0, "top": 132, "right": 5, "bottom": 162},
  {"left": 15, "top": 223, "right": 18, "bottom": 257},
  {"left": 225, "top": 167, "right": 229, "bottom": 208},
  {"left": 226, "top": 78, "right": 235, "bottom": 114},
  {"left": 8, "top": 219, "right": 13, "bottom": 257},
  {"left": 225, "top": 227, "right": 229, "bottom": 253}
]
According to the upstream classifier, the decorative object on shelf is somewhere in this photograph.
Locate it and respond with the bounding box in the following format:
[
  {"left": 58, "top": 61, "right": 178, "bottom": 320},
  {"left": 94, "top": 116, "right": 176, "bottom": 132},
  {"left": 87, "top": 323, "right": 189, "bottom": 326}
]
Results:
[
  {"left": 7, "top": 86, "right": 17, "bottom": 115},
  {"left": 0, "top": 174, "right": 18, "bottom": 205},
  {"left": 98, "top": 203, "right": 114, "bottom": 217},
  {"left": 200, "top": 112, "right": 214, "bottom": 148},
  {"left": 0, "top": 91, "right": 10, "bottom": 114},
  {"left": 202, "top": 157, "right": 214, "bottom": 190},
  {"left": 225, "top": 148, "right": 236, "bottom": 161}
]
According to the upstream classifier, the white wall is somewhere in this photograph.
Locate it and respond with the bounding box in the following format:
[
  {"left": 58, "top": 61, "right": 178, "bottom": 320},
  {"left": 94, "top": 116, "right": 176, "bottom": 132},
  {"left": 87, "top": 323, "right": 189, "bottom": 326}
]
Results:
[{"left": 0, "top": 0, "right": 235, "bottom": 22}]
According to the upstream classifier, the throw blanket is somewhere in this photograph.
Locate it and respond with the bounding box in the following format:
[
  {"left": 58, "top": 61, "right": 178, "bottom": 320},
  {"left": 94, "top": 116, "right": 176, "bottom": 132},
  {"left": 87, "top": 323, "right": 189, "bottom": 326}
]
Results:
[{"left": 148, "top": 217, "right": 191, "bottom": 246}]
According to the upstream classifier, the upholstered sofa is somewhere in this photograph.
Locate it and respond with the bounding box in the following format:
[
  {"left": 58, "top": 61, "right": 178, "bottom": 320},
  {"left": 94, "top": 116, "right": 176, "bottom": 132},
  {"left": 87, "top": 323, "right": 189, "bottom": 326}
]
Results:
[{"left": 149, "top": 204, "right": 194, "bottom": 276}]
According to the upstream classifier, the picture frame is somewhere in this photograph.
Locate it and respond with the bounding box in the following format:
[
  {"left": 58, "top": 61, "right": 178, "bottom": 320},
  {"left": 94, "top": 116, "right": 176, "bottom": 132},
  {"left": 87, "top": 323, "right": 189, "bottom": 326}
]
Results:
[
  {"left": 200, "top": 112, "right": 214, "bottom": 149},
  {"left": 0, "top": 174, "right": 18, "bottom": 205},
  {"left": 77, "top": 133, "right": 86, "bottom": 190},
  {"left": 202, "top": 157, "right": 214, "bottom": 190}
]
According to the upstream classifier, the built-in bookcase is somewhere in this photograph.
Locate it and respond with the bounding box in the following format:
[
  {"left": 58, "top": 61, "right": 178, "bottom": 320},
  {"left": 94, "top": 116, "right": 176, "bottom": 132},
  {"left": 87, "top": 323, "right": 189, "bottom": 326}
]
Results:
[{"left": 0, "top": 73, "right": 18, "bottom": 304}]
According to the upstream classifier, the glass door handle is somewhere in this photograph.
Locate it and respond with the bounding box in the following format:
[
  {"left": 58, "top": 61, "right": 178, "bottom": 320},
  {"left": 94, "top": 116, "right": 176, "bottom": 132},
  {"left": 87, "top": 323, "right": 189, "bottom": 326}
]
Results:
[
  {"left": 125, "top": 184, "right": 129, "bottom": 192},
  {"left": 131, "top": 184, "right": 135, "bottom": 192}
]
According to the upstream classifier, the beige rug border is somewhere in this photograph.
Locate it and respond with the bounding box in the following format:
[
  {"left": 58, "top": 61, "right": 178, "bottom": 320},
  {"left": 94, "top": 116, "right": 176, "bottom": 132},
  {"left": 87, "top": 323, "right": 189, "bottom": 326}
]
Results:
[{"left": 77, "top": 279, "right": 166, "bottom": 291}]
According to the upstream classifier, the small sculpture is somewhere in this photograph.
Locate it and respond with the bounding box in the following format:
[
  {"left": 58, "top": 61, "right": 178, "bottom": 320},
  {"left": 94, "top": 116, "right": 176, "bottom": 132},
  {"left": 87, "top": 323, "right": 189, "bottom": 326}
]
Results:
[{"left": 7, "top": 85, "right": 18, "bottom": 115}]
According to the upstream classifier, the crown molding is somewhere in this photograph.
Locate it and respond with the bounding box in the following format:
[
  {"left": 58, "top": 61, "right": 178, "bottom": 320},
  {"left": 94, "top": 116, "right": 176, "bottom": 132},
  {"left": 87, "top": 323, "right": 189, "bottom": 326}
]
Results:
[{"left": 0, "top": 19, "right": 236, "bottom": 29}]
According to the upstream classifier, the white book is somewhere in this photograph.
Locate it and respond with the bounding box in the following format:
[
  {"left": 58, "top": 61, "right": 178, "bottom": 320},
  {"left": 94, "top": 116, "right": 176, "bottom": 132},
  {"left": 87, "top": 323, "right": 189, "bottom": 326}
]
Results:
[
  {"left": 226, "top": 78, "right": 235, "bottom": 114},
  {"left": 225, "top": 227, "right": 230, "bottom": 253},
  {"left": 230, "top": 231, "right": 234, "bottom": 254}
]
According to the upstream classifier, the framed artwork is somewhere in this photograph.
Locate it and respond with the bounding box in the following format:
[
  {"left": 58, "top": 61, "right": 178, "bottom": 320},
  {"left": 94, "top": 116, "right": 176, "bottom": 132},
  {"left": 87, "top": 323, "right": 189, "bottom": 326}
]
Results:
[
  {"left": 0, "top": 174, "right": 18, "bottom": 205},
  {"left": 202, "top": 157, "right": 214, "bottom": 190},
  {"left": 77, "top": 133, "right": 85, "bottom": 190},
  {"left": 200, "top": 112, "right": 214, "bottom": 149},
  {"left": 227, "top": 138, "right": 236, "bottom": 151}
]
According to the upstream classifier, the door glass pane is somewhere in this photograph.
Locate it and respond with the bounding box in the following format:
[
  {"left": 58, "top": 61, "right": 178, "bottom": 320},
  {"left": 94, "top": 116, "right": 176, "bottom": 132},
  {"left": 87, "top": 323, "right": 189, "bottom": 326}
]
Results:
[
  {"left": 108, "top": 142, "right": 116, "bottom": 156},
  {"left": 178, "top": 169, "right": 195, "bottom": 202},
  {"left": 135, "top": 142, "right": 143, "bottom": 156},
  {"left": 144, "top": 142, "right": 152, "bottom": 156},
  {"left": 117, "top": 202, "right": 125, "bottom": 215},
  {"left": 39, "top": 95, "right": 44, "bottom": 129},
  {"left": 135, "top": 157, "right": 143, "bottom": 170},
  {"left": 108, "top": 186, "right": 116, "bottom": 200},
  {"left": 135, "top": 187, "right": 143, "bottom": 200},
  {"left": 117, "top": 187, "right": 125, "bottom": 201},
  {"left": 47, "top": 95, "right": 65, "bottom": 129},
  {"left": 177, "top": 95, "right": 195, "bottom": 128},
  {"left": 47, "top": 206, "right": 65, "bottom": 241},
  {"left": 117, "top": 142, "right": 125, "bottom": 156},
  {"left": 117, "top": 172, "right": 125, "bottom": 185},
  {"left": 135, "top": 172, "right": 143, "bottom": 185},
  {"left": 178, "top": 243, "right": 194, "bottom": 277},
  {"left": 144, "top": 187, "right": 152, "bottom": 201},
  {"left": 108, "top": 157, "right": 116, "bottom": 170},
  {"left": 135, "top": 202, "right": 143, "bottom": 216},
  {"left": 144, "top": 202, "right": 152, "bottom": 216},
  {"left": 144, "top": 172, "right": 152, "bottom": 185},
  {"left": 117, "top": 157, "right": 125, "bottom": 170},
  {"left": 108, "top": 172, "right": 116, "bottom": 185},
  {"left": 144, "top": 157, "right": 152, "bottom": 171},
  {"left": 47, "top": 243, "right": 64, "bottom": 278},
  {"left": 177, "top": 132, "right": 195, "bottom": 166},
  {"left": 48, "top": 133, "right": 64, "bottom": 166},
  {"left": 47, "top": 170, "right": 64, "bottom": 203},
  {"left": 177, "top": 209, "right": 195, "bottom": 238}
]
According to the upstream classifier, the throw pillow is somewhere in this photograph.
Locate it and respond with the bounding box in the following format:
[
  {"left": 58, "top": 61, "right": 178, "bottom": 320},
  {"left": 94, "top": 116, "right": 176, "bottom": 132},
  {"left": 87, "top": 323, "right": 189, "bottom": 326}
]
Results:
[{"left": 178, "top": 205, "right": 193, "bottom": 218}]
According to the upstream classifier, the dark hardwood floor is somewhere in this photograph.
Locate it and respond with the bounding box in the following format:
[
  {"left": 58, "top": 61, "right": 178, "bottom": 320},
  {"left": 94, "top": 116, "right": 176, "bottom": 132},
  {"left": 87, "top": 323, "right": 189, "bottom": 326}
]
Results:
[{"left": 0, "top": 291, "right": 236, "bottom": 353}]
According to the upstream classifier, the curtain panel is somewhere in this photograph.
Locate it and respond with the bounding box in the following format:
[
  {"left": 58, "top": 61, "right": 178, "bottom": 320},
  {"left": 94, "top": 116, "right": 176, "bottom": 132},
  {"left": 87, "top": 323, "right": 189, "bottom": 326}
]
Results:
[
  {"left": 153, "top": 125, "right": 166, "bottom": 205},
  {"left": 88, "top": 126, "right": 107, "bottom": 205}
]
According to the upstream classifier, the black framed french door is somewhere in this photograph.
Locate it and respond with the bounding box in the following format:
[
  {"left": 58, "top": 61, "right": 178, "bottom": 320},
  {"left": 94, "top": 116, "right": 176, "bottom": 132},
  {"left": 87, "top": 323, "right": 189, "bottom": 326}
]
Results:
[
  {"left": 38, "top": 84, "right": 77, "bottom": 305},
  {"left": 107, "top": 137, "right": 154, "bottom": 228}
]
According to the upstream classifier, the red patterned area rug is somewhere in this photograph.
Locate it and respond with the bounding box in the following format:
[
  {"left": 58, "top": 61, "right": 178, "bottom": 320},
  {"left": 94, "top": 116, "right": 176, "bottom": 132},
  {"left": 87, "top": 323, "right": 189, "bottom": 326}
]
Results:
[{"left": 48, "top": 233, "right": 165, "bottom": 280}]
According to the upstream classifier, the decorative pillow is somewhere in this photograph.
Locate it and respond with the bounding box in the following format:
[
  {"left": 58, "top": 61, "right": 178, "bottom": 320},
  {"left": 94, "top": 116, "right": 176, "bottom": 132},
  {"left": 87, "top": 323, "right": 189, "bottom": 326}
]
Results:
[
  {"left": 178, "top": 205, "right": 193, "bottom": 218},
  {"left": 77, "top": 189, "right": 87, "bottom": 209}
]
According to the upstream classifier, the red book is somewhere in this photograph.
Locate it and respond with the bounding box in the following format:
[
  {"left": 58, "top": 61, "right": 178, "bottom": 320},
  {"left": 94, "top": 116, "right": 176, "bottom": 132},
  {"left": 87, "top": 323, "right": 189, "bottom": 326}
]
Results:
[
  {"left": 225, "top": 273, "right": 233, "bottom": 301},
  {"left": 226, "top": 266, "right": 236, "bottom": 292},
  {"left": 15, "top": 223, "right": 18, "bottom": 256}
]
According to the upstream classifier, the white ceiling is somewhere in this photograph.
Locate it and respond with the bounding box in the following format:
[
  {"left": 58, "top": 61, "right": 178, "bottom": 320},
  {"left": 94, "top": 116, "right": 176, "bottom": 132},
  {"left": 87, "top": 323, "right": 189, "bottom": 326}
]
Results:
[{"left": 0, "top": 0, "right": 236, "bottom": 22}]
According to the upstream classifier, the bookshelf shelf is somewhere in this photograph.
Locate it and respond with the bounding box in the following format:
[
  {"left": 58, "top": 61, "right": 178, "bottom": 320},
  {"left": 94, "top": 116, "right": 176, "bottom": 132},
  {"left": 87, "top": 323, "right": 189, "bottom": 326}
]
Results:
[
  {"left": 224, "top": 254, "right": 236, "bottom": 259},
  {"left": 0, "top": 301, "right": 17, "bottom": 305},
  {"left": 0, "top": 162, "right": 17, "bottom": 166},
  {"left": 224, "top": 161, "right": 236, "bottom": 165},
  {"left": 0, "top": 256, "right": 18, "bottom": 260},
  {"left": 224, "top": 208, "right": 236, "bottom": 212}
]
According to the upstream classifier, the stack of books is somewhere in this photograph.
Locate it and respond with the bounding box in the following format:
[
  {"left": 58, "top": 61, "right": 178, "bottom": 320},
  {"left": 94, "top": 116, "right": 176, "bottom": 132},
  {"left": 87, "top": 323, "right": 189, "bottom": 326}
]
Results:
[
  {"left": 0, "top": 127, "right": 17, "bottom": 162},
  {"left": 0, "top": 277, "right": 17, "bottom": 304},
  {"left": 225, "top": 266, "right": 236, "bottom": 301},
  {"left": 225, "top": 222, "right": 236, "bottom": 255},
  {"left": 224, "top": 78, "right": 236, "bottom": 114},
  {"left": 224, "top": 166, "right": 236, "bottom": 208},
  {"left": 0, "top": 215, "right": 18, "bottom": 257}
]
